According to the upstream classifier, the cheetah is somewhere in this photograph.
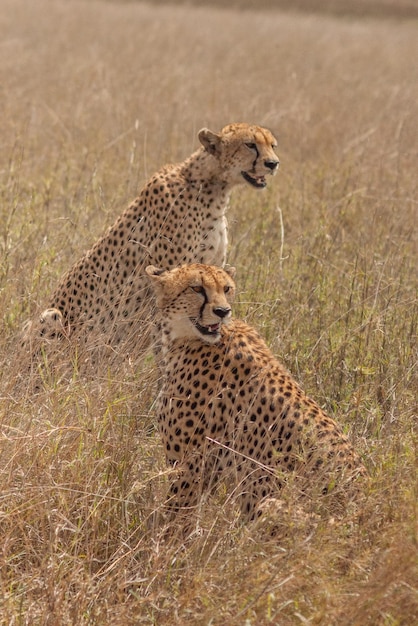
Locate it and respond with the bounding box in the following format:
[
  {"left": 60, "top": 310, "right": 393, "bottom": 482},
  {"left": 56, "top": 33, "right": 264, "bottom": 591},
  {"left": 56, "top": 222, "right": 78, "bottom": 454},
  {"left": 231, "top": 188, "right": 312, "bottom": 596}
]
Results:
[
  {"left": 146, "top": 263, "right": 367, "bottom": 521},
  {"left": 23, "top": 123, "right": 279, "bottom": 362}
]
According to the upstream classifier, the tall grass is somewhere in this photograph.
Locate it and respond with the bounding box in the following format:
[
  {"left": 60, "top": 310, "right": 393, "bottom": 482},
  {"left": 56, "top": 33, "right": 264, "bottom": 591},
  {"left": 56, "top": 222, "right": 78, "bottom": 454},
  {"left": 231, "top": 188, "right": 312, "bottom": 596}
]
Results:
[{"left": 0, "top": 0, "right": 417, "bottom": 623}]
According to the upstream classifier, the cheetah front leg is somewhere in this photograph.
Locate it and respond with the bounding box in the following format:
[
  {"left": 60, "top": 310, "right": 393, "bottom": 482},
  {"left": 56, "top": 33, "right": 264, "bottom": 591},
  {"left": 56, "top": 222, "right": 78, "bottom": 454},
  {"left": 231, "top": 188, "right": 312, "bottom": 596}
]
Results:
[
  {"left": 164, "top": 450, "right": 222, "bottom": 521},
  {"left": 235, "top": 465, "right": 278, "bottom": 521},
  {"left": 165, "top": 471, "right": 200, "bottom": 516},
  {"left": 15, "top": 307, "right": 72, "bottom": 392}
]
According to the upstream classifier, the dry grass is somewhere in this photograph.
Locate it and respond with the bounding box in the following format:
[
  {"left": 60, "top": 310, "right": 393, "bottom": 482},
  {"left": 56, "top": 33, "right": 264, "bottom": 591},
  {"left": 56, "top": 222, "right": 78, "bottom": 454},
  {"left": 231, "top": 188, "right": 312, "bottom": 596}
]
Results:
[{"left": 0, "top": 0, "right": 417, "bottom": 624}]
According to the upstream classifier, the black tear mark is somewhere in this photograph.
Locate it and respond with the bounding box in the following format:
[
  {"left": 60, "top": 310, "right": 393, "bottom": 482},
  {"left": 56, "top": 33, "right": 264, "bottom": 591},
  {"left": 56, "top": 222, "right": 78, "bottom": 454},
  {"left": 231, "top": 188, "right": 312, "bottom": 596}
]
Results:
[
  {"left": 252, "top": 144, "right": 259, "bottom": 171},
  {"left": 198, "top": 288, "right": 208, "bottom": 320}
]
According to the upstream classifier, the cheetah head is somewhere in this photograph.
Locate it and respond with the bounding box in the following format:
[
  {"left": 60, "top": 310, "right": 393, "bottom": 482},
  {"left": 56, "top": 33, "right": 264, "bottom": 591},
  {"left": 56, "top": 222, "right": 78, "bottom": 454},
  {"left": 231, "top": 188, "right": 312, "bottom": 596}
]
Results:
[
  {"left": 146, "top": 263, "right": 236, "bottom": 346},
  {"left": 198, "top": 123, "right": 279, "bottom": 189}
]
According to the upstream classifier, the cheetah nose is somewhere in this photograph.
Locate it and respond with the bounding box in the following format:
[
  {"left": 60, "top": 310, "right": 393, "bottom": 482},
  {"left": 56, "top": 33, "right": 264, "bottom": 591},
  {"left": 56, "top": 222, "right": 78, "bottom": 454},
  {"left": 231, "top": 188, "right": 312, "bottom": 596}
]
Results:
[
  {"left": 213, "top": 306, "right": 231, "bottom": 319},
  {"left": 264, "top": 159, "right": 279, "bottom": 171}
]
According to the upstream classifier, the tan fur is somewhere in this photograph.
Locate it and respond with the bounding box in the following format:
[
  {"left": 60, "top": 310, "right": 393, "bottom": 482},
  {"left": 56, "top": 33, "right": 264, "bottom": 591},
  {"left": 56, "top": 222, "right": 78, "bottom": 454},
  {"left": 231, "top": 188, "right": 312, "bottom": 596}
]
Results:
[
  {"left": 147, "top": 264, "right": 367, "bottom": 520},
  {"left": 23, "top": 123, "right": 279, "bottom": 356}
]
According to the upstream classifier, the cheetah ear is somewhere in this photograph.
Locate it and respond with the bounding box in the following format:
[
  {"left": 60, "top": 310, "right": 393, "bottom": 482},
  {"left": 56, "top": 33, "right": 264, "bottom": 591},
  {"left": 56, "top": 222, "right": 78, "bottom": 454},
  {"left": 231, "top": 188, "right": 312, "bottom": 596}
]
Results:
[
  {"left": 198, "top": 128, "right": 222, "bottom": 157},
  {"left": 224, "top": 265, "right": 236, "bottom": 279},
  {"left": 145, "top": 266, "right": 169, "bottom": 304}
]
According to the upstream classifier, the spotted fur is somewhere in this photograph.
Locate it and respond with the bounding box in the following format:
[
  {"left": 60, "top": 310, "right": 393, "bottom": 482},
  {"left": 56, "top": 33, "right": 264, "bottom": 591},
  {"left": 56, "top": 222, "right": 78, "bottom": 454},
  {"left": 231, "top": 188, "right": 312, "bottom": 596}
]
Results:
[
  {"left": 23, "top": 123, "right": 279, "bottom": 356},
  {"left": 147, "top": 264, "right": 367, "bottom": 520}
]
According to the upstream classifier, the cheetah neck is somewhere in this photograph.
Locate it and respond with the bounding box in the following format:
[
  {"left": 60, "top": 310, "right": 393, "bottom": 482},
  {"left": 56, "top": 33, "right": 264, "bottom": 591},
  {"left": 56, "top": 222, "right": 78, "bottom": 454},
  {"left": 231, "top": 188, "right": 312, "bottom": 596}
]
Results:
[
  {"left": 158, "top": 319, "right": 211, "bottom": 363},
  {"left": 180, "top": 148, "right": 236, "bottom": 192}
]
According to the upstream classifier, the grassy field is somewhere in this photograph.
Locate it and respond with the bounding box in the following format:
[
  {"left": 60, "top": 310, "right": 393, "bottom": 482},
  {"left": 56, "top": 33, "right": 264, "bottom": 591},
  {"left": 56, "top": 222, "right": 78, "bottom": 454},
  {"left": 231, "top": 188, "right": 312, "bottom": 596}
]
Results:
[
  {"left": 0, "top": 0, "right": 417, "bottom": 623},
  {"left": 150, "top": 0, "right": 418, "bottom": 19}
]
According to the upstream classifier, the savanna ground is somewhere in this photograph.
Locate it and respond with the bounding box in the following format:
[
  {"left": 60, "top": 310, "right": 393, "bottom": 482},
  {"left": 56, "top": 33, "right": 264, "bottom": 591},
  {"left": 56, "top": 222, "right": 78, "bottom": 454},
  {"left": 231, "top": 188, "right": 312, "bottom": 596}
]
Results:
[{"left": 0, "top": 0, "right": 417, "bottom": 623}]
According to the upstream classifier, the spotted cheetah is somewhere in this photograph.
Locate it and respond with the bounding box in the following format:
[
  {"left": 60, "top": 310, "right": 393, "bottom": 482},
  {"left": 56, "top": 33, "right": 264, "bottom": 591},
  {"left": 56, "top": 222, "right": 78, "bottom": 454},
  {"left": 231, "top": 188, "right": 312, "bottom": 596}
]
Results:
[
  {"left": 23, "top": 123, "right": 279, "bottom": 361},
  {"left": 146, "top": 263, "right": 367, "bottom": 520}
]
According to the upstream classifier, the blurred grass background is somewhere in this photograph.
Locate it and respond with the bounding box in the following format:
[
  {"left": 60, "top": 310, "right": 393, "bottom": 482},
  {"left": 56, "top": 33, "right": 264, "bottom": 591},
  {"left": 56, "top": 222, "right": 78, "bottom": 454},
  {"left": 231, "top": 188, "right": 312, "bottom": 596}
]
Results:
[
  {"left": 0, "top": 0, "right": 417, "bottom": 623},
  {"left": 149, "top": 0, "right": 418, "bottom": 18}
]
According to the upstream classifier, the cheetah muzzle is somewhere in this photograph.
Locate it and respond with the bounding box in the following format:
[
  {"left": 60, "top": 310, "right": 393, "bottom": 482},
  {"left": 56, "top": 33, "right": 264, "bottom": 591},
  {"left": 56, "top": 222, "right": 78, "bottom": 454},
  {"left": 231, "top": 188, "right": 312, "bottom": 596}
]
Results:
[
  {"left": 241, "top": 171, "right": 269, "bottom": 188},
  {"left": 240, "top": 141, "right": 279, "bottom": 188},
  {"left": 193, "top": 320, "right": 222, "bottom": 339}
]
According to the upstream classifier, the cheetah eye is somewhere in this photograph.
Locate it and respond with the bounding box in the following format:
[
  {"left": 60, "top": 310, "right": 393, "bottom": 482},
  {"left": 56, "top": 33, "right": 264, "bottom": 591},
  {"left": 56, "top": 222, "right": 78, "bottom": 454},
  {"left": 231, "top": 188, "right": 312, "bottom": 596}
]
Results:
[
  {"left": 245, "top": 142, "right": 257, "bottom": 151},
  {"left": 191, "top": 285, "right": 205, "bottom": 294}
]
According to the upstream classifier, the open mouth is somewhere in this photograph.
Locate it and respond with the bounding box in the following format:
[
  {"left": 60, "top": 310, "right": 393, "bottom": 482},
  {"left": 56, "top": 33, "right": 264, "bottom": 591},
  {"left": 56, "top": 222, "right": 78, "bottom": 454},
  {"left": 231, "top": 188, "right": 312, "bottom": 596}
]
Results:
[
  {"left": 194, "top": 320, "right": 222, "bottom": 338},
  {"left": 241, "top": 171, "right": 267, "bottom": 189}
]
